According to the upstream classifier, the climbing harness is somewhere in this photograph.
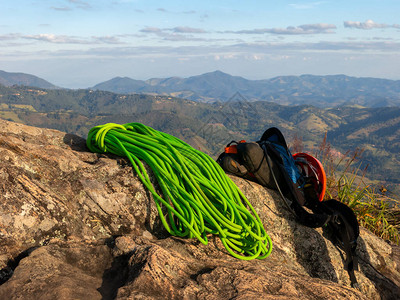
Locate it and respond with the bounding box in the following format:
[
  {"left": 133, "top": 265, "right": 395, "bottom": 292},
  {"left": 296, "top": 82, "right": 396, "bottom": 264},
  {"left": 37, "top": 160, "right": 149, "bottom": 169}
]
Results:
[{"left": 86, "top": 122, "right": 272, "bottom": 260}]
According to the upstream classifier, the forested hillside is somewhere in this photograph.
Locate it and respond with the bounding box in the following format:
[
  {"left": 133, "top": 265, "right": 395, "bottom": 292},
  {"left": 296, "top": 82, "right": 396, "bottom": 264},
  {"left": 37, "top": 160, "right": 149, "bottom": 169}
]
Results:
[{"left": 1, "top": 84, "right": 399, "bottom": 194}]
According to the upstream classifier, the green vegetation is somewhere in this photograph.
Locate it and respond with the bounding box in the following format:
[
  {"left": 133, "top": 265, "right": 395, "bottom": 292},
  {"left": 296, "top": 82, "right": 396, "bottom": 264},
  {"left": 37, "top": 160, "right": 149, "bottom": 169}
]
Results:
[
  {"left": 315, "top": 136, "right": 400, "bottom": 244},
  {"left": 0, "top": 110, "right": 23, "bottom": 123}
]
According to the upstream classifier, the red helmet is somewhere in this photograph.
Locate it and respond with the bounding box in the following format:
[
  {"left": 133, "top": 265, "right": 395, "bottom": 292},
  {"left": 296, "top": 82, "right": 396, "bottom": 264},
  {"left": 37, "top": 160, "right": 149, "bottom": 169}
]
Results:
[{"left": 293, "top": 153, "right": 327, "bottom": 202}]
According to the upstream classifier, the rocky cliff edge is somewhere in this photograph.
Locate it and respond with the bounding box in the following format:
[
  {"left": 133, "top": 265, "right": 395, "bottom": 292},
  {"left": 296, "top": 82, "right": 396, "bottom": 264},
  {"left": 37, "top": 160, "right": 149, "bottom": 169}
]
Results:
[{"left": 0, "top": 119, "right": 399, "bottom": 299}]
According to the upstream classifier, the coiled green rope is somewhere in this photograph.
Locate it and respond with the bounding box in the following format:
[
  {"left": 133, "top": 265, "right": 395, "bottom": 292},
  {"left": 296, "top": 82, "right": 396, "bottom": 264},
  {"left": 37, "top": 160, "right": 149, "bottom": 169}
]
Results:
[{"left": 86, "top": 122, "right": 272, "bottom": 260}]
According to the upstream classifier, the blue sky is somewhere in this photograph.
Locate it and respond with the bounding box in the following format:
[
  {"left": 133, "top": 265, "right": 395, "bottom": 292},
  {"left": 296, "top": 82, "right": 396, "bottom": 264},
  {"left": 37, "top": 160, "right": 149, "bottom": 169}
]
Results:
[{"left": 1, "top": 0, "right": 399, "bottom": 88}]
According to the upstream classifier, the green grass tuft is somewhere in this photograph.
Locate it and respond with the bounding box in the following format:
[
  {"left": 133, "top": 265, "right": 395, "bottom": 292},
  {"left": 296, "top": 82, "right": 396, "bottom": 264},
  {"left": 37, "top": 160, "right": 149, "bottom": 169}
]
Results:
[{"left": 315, "top": 133, "right": 399, "bottom": 244}]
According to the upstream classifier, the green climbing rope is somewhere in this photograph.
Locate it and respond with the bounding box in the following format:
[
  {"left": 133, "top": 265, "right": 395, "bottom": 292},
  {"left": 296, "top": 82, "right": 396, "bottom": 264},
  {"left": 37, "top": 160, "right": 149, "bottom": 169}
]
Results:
[{"left": 86, "top": 122, "right": 272, "bottom": 260}]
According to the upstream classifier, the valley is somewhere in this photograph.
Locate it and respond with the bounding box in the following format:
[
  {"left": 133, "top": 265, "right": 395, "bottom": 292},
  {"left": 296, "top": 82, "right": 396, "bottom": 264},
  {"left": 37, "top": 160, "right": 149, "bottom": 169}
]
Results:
[{"left": 0, "top": 83, "right": 399, "bottom": 197}]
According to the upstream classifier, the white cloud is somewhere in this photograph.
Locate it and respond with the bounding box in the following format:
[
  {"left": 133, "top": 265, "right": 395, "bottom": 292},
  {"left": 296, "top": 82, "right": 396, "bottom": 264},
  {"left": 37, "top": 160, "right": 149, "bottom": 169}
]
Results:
[
  {"left": 44, "top": 40, "right": 400, "bottom": 60},
  {"left": 269, "top": 54, "right": 291, "bottom": 61},
  {"left": 163, "top": 34, "right": 205, "bottom": 42},
  {"left": 68, "top": 0, "right": 92, "bottom": 10},
  {"left": 23, "top": 34, "right": 87, "bottom": 44},
  {"left": 50, "top": 0, "right": 91, "bottom": 11},
  {"left": 155, "top": 8, "right": 200, "bottom": 15},
  {"left": 247, "top": 54, "right": 264, "bottom": 61},
  {"left": 268, "top": 23, "right": 336, "bottom": 34},
  {"left": 372, "top": 37, "right": 394, "bottom": 41},
  {"left": 92, "top": 36, "right": 123, "bottom": 44},
  {"left": 0, "top": 33, "right": 20, "bottom": 41},
  {"left": 140, "top": 27, "right": 163, "bottom": 34},
  {"left": 17, "top": 33, "right": 122, "bottom": 44},
  {"left": 3, "top": 41, "right": 400, "bottom": 88},
  {"left": 140, "top": 26, "right": 209, "bottom": 42},
  {"left": 344, "top": 19, "right": 400, "bottom": 30},
  {"left": 224, "top": 29, "right": 268, "bottom": 34},
  {"left": 299, "top": 23, "right": 336, "bottom": 31},
  {"left": 3, "top": 29, "right": 400, "bottom": 53},
  {"left": 171, "top": 27, "right": 207, "bottom": 34},
  {"left": 50, "top": 6, "right": 72, "bottom": 11},
  {"left": 225, "top": 23, "right": 336, "bottom": 35}
]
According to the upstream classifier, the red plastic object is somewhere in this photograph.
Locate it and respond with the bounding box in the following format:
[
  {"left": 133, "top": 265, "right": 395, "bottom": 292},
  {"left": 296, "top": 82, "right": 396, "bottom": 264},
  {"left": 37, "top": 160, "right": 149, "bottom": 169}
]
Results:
[
  {"left": 224, "top": 140, "right": 246, "bottom": 154},
  {"left": 225, "top": 145, "right": 238, "bottom": 154},
  {"left": 293, "top": 153, "right": 327, "bottom": 202}
]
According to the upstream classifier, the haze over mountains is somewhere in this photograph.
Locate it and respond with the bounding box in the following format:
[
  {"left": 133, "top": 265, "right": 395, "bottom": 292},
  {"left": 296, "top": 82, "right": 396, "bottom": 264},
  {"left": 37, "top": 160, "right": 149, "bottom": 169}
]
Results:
[
  {"left": 92, "top": 70, "right": 400, "bottom": 108},
  {"left": 1, "top": 70, "right": 400, "bottom": 108}
]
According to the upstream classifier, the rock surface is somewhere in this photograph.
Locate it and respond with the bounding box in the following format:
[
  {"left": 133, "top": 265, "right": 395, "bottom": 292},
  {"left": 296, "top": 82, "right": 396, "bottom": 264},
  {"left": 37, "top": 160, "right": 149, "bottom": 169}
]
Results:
[{"left": 0, "top": 119, "right": 399, "bottom": 299}]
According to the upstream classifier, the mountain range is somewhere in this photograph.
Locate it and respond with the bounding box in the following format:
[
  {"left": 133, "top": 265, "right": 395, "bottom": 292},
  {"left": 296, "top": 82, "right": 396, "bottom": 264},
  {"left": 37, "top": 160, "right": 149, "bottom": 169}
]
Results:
[
  {"left": 92, "top": 70, "right": 400, "bottom": 108},
  {"left": 1, "top": 69, "right": 400, "bottom": 108},
  {"left": 1, "top": 69, "right": 399, "bottom": 193}
]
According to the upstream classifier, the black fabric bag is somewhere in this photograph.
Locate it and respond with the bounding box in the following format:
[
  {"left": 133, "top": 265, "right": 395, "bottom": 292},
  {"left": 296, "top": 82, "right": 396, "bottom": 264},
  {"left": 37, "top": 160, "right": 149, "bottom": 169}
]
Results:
[{"left": 217, "top": 127, "right": 360, "bottom": 288}]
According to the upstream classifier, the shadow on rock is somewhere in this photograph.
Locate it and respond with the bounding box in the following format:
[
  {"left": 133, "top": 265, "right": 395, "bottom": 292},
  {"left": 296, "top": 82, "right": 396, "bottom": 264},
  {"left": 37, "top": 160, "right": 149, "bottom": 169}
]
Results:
[
  {"left": 357, "top": 237, "right": 400, "bottom": 300},
  {"left": 98, "top": 253, "right": 132, "bottom": 300},
  {"left": 260, "top": 185, "right": 338, "bottom": 283},
  {"left": 63, "top": 133, "right": 88, "bottom": 152},
  {"left": 0, "top": 247, "right": 38, "bottom": 285},
  {"left": 97, "top": 236, "right": 139, "bottom": 300}
]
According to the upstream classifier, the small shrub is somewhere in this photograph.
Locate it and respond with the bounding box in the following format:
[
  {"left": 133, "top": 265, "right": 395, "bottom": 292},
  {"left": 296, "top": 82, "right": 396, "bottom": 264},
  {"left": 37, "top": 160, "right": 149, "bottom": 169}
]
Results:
[{"left": 314, "top": 133, "right": 400, "bottom": 244}]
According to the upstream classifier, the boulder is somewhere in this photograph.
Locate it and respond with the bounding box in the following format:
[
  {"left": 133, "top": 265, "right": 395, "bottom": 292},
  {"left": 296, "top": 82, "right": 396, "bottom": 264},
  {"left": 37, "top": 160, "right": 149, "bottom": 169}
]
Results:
[{"left": 0, "top": 119, "right": 399, "bottom": 299}]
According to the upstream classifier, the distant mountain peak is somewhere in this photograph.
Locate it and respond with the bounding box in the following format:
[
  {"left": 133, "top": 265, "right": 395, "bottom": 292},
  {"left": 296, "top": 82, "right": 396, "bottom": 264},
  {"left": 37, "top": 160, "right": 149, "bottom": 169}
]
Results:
[
  {"left": 92, "top": 72, "right": 400, "bottom": 108},
  {"left": 108, "top": 76, "right": 140, "bottom": 82},
  {"left": 0, "top": 70, "right": 57, "bottom": 89},
  {"left": 200, "top": 70, "right": 241, "bottom": 78},
  {"left": 207, "top": 70, "right": 229, "bottom": 75}
]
